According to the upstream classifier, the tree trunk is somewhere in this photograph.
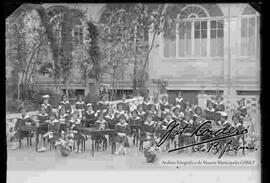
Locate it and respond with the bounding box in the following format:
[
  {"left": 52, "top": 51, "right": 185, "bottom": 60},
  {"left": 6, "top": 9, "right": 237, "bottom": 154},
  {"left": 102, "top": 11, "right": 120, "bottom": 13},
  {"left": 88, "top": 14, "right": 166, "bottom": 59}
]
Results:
[
  {"left": 139, "top": 31, "right": 157, "bottom": 89},
  {"left": 132, "top": 57, "right": 138, "bottom": 95}
]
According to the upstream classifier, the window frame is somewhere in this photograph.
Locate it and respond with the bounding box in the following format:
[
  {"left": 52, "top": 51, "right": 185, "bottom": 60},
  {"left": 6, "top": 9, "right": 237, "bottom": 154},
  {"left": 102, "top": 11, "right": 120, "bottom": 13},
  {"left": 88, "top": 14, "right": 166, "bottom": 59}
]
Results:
[
  {"left": 239, "top": 13, "right": 260, "bottom": 59},
  {"left": 161, "top": 16, "right": 225, "bottom": 60}
]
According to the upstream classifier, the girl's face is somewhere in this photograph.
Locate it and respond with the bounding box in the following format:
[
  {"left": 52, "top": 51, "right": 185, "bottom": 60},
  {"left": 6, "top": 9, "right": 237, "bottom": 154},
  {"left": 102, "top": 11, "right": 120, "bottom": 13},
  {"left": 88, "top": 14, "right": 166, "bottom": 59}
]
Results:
[
  {"left": 217, "top": 97, "right": 222, "bottom": 103},
  {"left": 87, "top": 106, "right": 93, "bottom": 112},
  {"left": 220, "top": 116, "right": 226, "bottom": 122},
  {"left": 60, "top": 108, "right": 66, "bottom": 115},
  {"left": 102, "top": 95, "right": 107, "bottom": 102},
  {"left": 120, "top": 118, "right": 125, "bottom": 123},
  {"left": 79, "top": 96, "right": 83, "bottom": 101},
  {"left": 63, "top": 96, "right": 67, "bottom": 101},
  {"left": 138, "top": 106, "right": 143, "bottom": 112},
  {"left": 146, "top": 115, "right": 152, "bottom": 122},
  {"left": 174, "top": 108, "right": 180, "bottom": 115},
  {"left": 239, "top": 101, "right": 244, "bottom": 107},
  {"left": 232, "top": 116, "right": 239, "bottom": 124},
  {"left": 208, "top": 103, "right": 213, "bottom": 109},
  {"left": 118, "top": 105, "right": 123, "bottom": 111},
  {"left": 108, "top": 108, "right": 113, "bottom": 114},
  {"left": 195, "top": 108, "right": 202, "bottom": 115},
  {"left": 50, "top": 115, "right": 56, "bottom": 121},
  {"left": 41, "top": 108, "right": 46, "bottom": 114},
  {"left": 165, "top": 114, "right": 171, "bottom": 121},
  {"left": 177, "top": 92, "right": 182, "bottom": 98}
]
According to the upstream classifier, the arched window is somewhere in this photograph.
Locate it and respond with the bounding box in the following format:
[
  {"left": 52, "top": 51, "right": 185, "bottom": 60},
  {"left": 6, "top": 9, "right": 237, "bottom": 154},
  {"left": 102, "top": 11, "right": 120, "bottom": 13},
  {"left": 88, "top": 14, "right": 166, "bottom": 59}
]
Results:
[
  {"left": 163, "top": 4, "right": 224, "bottom": 58},
  {"left": 240, "top": 5, "right": 259, "bottom": 57}
]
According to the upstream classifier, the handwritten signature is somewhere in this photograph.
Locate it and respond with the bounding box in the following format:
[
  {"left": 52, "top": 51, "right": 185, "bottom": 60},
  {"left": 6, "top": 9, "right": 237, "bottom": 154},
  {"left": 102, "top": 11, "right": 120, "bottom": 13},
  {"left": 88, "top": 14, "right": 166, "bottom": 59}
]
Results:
[{"left": 156, "top": 121, "right": 255, "bottom": 159}]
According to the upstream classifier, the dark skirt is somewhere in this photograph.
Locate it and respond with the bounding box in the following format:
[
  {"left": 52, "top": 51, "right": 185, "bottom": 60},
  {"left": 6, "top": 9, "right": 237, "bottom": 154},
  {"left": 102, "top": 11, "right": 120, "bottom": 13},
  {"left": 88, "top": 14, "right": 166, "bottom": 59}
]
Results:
[
  {"left": 115, "top": 135, "right": 129, "bottom": 147},
  {"left": 91, "top": 134, "right": 107, "bottom": 143},
  {"left": 15, "top": 131, "right": 32, "bottom": 139},
  {"left": 36, "top": 125, "right": 49, "bottom": 135}
]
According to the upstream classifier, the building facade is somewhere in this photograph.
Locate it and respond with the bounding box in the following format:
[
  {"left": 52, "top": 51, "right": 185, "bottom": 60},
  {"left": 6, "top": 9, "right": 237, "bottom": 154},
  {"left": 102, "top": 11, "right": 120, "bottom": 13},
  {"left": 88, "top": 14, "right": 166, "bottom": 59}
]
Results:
[
  {"left": 148, "top": 4, "right": 260, "bottom": 104},
  {"left": 6, "top": 3, "right": 260, "bottom": 103}
]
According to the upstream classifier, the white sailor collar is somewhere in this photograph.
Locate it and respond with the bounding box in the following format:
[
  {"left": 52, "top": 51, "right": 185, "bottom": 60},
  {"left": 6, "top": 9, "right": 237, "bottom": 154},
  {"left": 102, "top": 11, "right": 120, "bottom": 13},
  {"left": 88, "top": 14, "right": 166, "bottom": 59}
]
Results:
[
  {"left": 117, "top": 122, "right": 128, "bottom": 127},
  {"left": 143, "top": 101, "right": 151, "bottom": 105},
  {"left": 183, "top": 120, "right": 193, "bottom": 124},
  {"left": 61, "top": 100, "right": 69, "bottom": 104},
  {"left": 205, "top": 108, "right": 215, "bottom": 112},
  {"left": 98, "top": 100, "right": 109, "bottom": 105},
  {"left": 51, "top": 119, "right": 58, "bottom": 123},
  {"left": 163, "top": 119, "right": 174, "bottom": 124},
  {"left": 149, "top": 111, "right": 157, "bottom": 115},
  {"left": 20, "top": 115, "right": 30, "bottom": 120},
  {"left": 70, "top": 119, "right": 80, "bottom": 123},
  {"left": 216, "top": 102, "right": 223, "bottom": 105},
  {"left": 131, "top": 116, "right": 141, "bottom": 120},
  {"left": 222, "top": 121, "right": 230, "bottom": 125},
  {"left": 138, "top": 111, "right": 145, "bottom": 115},
  {"left": 234, "top": 123, "right": 242, "bottom": 128},
  {"left": 76, "top": 101, "right": 85, "bottom": 104},
  {"left": 144, "top": 120, "right": 155, "bottom": 126},
  {"left": 86, "top": 111, "right": 95, "bottom": 115},
  {"left": 96, "top": 119, "right": 107, "bottom": 123},
  {"left": 59, "top": 114, "right": 68, "bottom": 118},
  {"left": 42, "top": 103, "right": 51, "bottom": 108},
  {"left": 105, "top": 114, "right": 114, "bottom": 120},
  {"left": 38, "top": 113, "right": 48, "bottom": 117},
  {"left": 176, "top": 97, "right": 183, "bottom": 102},
  {"left": 238, "top": 106, "right": 246, "bottom": 110},
  {"left": 161, "top": 102, "right": 169, "bottom": 106}
]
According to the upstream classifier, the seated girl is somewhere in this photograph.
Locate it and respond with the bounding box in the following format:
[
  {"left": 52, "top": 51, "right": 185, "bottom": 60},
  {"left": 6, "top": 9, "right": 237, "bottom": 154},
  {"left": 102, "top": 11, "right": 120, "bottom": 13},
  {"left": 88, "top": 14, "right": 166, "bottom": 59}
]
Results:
[
  {"left": 179, "top": 112, "right": 195, "bottom": 152},
  {"left": 75, "top": 95, "right": 86, "bottom": 119},
  {"left": 140, "top": 113, "right": 158, "bottom": 150},
  {"left": 114, "top": 103, "right": 128, "bottom": 121},
  {"left": 159, "top": 111, "right": 175, "bottom": 151},
  {"left": 70, "top": 111, "right": 84, "bottom": 153},
  {"left": 148, "top": 104, "right": 160, "bottom": 122},
  {"left": 231, "top": 113, "right": 246, "bottom": 155},
  {"left": 39, "top": 112, "right": 60, "bottom": 152},
  {"left": 11, "top": 108, "right": 35, "bottom": 150},
  {"left": 114, "top": 114, "right": 130, "bottom": 155},
  {"left": 93, "top": 111, "right": 109, "bottom": 150},
  {"left": 172, "top": 105, "right": 184, "bottom": 121},
  {"left": 82, "top": 103, "right": 96, "bottom": 127},
  {"left": 36, "top": 106, "right": 50, "bottom": 151},
  {"left": 105, "top": 106, "right": 116, "bottom": 129},
  {"left": 58, "top": 106, "right": 70, "bottom": 133},
  {"left": 136, "top": 104, "right": 146, "bottom": 121},
  {"left": 128, "top": 110, "right": 141, "bottom": 145}
]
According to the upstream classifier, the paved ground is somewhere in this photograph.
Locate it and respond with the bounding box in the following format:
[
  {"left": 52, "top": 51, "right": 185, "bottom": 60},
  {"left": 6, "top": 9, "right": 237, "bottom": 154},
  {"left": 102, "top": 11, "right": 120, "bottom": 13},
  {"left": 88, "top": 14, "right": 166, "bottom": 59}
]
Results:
[
  {"left": 7, "top": 140, "right": 260, "bottom": 183},
  {"left": 7, "top": 138, "right": 260, "bottom": 170}
]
